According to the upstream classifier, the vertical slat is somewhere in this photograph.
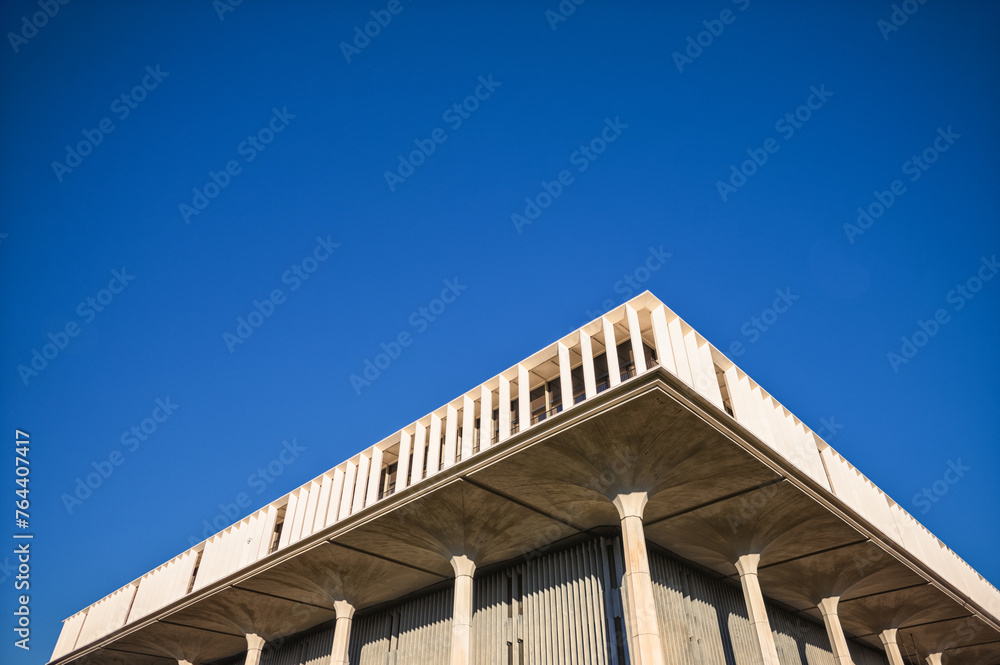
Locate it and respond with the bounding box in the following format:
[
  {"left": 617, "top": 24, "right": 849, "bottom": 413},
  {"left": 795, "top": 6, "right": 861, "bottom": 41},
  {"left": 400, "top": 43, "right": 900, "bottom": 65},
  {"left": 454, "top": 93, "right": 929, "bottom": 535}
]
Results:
[
  {"left": 427, "top": 413, "right": 442, "bottom": 476},
  {"left": 625, "top": 304, "right": 647, "bottom": 374},
  {"left": 397, "top": 432, "right": 412, "bottom": 492},
  {"left": 580, "top": 331, "right": 597, "bottom": 399},
  {"left": 411, "top": 422, "right": 427, "bottom": 485},
  {"left": 461, "top": 394, "right": 475, "bottom": 461},
  {"left": 479, "top": 385, "right": 493, "bottom": 451},
  {"left": 444, "top": 404, "right": 459, "bottom": 469},
  {"left": 498, "top": 376, "right": 511, "bottom": 442}
]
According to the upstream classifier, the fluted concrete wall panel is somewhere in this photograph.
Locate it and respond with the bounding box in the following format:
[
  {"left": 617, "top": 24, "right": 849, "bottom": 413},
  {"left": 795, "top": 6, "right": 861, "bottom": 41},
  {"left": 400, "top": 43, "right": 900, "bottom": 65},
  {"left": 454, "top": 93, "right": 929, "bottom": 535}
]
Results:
[
  {"left": 766, "top": 603, "right": 835, "bottom": 665},
  {"left": 649, "top": 551, "right": 761, "bottom": 665},
  {"left": 649, "top": 550, "right": 888, "bottom": 665},
  {"left": 349, "top": 586, "right": 452, "bottom": 665},
  {"left": 520, "top": 539, "right": 611, "bottom": 665},
  {"left": 259, "top": 622, "right": 335, "bottom": 665},
  {"left": 471, "top": 567, "right": 507, "bottom": 665}
]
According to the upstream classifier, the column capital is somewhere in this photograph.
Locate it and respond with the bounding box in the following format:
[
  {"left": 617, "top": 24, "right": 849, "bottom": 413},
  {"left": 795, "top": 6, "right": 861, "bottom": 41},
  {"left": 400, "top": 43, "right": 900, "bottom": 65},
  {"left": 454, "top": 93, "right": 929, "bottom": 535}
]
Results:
[
  {"left": 924, "top": 654, "right": 943, "bottom": 665},
  {"left": 734, "top": 552, "right": 761, "bottom": 577},
  {"left": 612, "top": 491, "right": 649, "bottom": 520},
  {"left": 450, "top": 553, "right": 476, "bottom": 578},
  {"left": 879, "top": 629, "right": 906, "bottom": 665},
  {"left": 879, "top": 628, "right": 899, "bottom": 646},
  {"left": 333, "top": 599, "right": 355, "bottom": 620},
  {"left": 244, "top": 633, "right": 266, "bottom": 665},
  {"left": 817, "top": 595, "right": 840, "bottom": 617}
]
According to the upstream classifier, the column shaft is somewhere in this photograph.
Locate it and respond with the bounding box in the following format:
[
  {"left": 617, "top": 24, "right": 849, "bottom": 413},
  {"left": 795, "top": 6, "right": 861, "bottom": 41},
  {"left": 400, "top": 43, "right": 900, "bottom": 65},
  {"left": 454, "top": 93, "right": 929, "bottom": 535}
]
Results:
[
  {"left": 613, "top": 492, "right": 665, "bottom": 665},
  {"left": 330, "top": 600, "right": 356, "bottom": 665},
  {"left": 734, "top": 554, "right": 781, "bottom": 665},
  {"left": 451, "top": 555, "right": 476, "bottom": 665},
  {"left": 817, "top": 596, "right": 854, "bottom": 665},
  {"left": 244, "top": 633, "right": 265, "bottom": 665},
  {"left": 878, "top": 629, "right": 906, "bottom": 665}
]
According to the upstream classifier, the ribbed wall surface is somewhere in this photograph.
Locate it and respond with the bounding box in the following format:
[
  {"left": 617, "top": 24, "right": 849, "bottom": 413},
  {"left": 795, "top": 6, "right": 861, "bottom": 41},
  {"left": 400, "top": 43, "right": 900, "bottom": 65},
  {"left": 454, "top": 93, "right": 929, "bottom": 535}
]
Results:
[
  {"left": 260, "top": 623, "right": 336, "bottom": 665},
  {"left": 649, "top": 552, "right": 760, "bottom": 665},
  {"left": 648, "top": 550, "right": 888, "bottom": 665},
  {"left": 471, "top": 538, "right": 615, "bottom": 665},
  {"left": 195, "top": 537, "right": 902, "bottom": 665},
  {"left": 349, "top": 586, "right": 453, "bottom": 665}
]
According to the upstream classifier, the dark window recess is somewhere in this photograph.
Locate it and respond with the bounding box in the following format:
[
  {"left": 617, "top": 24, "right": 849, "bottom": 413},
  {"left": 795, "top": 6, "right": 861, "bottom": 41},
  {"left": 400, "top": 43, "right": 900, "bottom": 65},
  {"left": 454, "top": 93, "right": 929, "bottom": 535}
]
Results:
[
  {"left": 474, "top": 417, "right": 481, "bottom": 454},
  {"left": 269, "top": 507, "right": 286, "bottom": 554},
  {"left": 594, "top": 352, "right": 610, "bottom": 393},
  {"left": 378, "top": 462, "right": 397, "bottom": 500},
  {"left": 716, "top": 365, "right": 735, "bottom": 417},
  {"left": 644, "top": 341, "right": 657, "bottom": 368},
  {"left": 186, "top": 549, "right": 203, "bottom": 594},
  {"left": 572, "top": 365, "right": 586, "bottom": 404}
]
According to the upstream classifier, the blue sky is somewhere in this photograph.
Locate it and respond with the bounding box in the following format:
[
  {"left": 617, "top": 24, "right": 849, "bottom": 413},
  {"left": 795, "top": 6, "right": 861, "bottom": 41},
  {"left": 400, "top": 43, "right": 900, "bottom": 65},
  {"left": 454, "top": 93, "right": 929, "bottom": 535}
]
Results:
[{"left": 1, "top": 0, "right": 998, "bottom": 660}]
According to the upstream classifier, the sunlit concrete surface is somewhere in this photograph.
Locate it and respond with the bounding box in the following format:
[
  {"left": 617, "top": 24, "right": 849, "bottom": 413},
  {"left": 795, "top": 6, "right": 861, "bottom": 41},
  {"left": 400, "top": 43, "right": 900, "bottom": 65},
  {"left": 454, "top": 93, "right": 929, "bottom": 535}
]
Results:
[{"left": 49, "top": 292, "right": 999, "bottom": 665}]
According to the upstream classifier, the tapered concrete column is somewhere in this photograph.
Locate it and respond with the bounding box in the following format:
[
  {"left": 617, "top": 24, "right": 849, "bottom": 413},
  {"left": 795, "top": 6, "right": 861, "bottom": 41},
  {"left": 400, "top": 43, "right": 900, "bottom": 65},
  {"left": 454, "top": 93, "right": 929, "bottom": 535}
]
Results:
[
  {"left": 450, "top": 555, "right": 476, "bottom": 665},
  {"left": 734, "top": 554, "right": 780, "bottom": 665},
  {"left": 330, "top": 600, "right": 356, "bottom": 665},
  {"left": 817, "top": 596, "right": 854, "bottom": 665},
  {"left": 244, "top": 633, "right": 265, "bottom": 665},
  {"left": 924, "top": 653, "right": 942, "bottom": 665},
  {"left": 878, "top": 628, "right": 906, "bottom": 665},
  {"left": 612, "top": 492, "right": 665, "bottom": 665}
]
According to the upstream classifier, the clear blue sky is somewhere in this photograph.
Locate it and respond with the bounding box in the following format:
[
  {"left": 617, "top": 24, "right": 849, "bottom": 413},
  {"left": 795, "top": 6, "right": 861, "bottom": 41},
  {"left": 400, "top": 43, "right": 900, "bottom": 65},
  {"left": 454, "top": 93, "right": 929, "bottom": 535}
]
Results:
[{"left": 2, "top": 1, "right": 998, "bottom": 661}]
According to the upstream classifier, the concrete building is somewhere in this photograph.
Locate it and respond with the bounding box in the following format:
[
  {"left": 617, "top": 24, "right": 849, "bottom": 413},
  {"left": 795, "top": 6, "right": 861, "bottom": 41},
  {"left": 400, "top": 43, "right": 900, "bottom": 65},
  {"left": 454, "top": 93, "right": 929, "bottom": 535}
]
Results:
[{"left": 50, "top": 292, "right": 999, "bottom": 665}]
